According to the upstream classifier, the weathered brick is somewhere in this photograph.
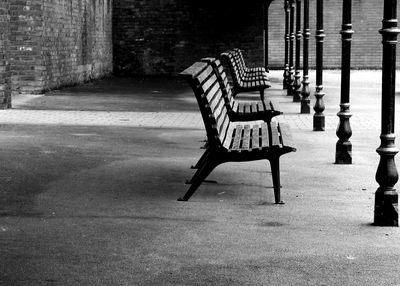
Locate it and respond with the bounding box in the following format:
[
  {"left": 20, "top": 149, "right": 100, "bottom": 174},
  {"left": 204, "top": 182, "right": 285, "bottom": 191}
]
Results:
[
  {"left": 9, "top": 0, "right": 113, "bottom": 94},
  {"left": 113, "top": 0, "right": 265, "bottom": 75},
  {"left": 113, "top": 0, "right": 399, "bottom": 75},
  {"left": 0, "top": 0, "right": 11, "bottom": 108}
]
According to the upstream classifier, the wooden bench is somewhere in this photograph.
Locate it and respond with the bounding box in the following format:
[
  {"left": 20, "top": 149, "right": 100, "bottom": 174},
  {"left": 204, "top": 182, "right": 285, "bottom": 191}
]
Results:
[
  {"left": 191, "top": 57, "right": 281, "bottom": 169},
  {"left": 178, "top": 61, "right": 296, "bottom": 204},
  {"left": 220, "top": 48, "right": 271, "bottom": 101},
  {"left": 202, "top": 57, "right": 281, "bottom": 123}
]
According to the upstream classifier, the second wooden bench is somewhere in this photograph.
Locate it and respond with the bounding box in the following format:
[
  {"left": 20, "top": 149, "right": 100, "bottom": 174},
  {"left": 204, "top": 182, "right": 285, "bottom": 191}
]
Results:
[{"left": 220, "top": 48, "right": 271, "bottom": 101}]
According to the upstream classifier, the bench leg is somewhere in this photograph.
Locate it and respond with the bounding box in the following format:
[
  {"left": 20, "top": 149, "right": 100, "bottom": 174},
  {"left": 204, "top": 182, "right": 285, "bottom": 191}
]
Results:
[
  {"left": 200, "top": 140, "right": 208, "bottom": 149},
  {"left": 178, "top": 158, "right": 219, "bottom": 201},
  {"left": 269, "top": 157, "right": 285, "bottom": 204},
  {"left": 259, "top": 89, "right": 265, "bottom": 102},
  {"left": 191, "top": 148, "right": 210, "bottom": 169}
]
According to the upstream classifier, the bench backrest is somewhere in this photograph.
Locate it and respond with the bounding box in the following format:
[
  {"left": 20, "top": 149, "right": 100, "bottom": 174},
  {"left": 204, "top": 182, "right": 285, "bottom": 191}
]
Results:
[
  {"left": 232, "top": 49, "right": 247, "bottom": 71},
  {"left": 201, "top": 57, "right": 235, "bottom": 111},
  {"left": 233, "top": 48, "right": 248, "bottom": 70},
  {"left": 220, "top": 49, "right": 246, "bottom": 89},
  {"left": 180, "top": 61, "right": 231, "bottom": 148}
]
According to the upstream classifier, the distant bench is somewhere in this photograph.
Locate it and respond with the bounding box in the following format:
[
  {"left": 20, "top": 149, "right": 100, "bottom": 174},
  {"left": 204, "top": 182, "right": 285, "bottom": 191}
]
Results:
[
  {"left": 202, "top": 57, "right": 281, "bottom": 123},
  {"left": 221, "top": 48, "right": 271, "bottom": 101},
  {"left": 178, "top": 60, "right": 296, "bottom": 204}
]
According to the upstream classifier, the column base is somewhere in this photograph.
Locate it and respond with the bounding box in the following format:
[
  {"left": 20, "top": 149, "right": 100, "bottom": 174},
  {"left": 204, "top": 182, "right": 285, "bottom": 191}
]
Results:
[
  {"left": 300, "top": 99, "right": 310, "bottom": 114},
  {"left": 293, "top": 91, "right": 301, "bottom": 102},
  {"left": 313, "top": 114, "right": 325, "bottom": 131},
  {"left": 374, "top": 188, "right": 399, "bottom": 226},
  {"left": 335, "top": 141, "right": 352, "bottom": 164},
  {"left": 286, "top": 86, "right": 293, "bottom": 96}
]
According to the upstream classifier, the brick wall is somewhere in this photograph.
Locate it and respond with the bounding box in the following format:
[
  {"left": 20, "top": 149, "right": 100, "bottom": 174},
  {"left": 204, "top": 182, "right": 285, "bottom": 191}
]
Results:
[
  {"left": 9, "top": 0, "right": 113, "bottom": 94},
  {"left": 113, "top": 0, "right": 265, "bottom": 75},
  {"left": 42, "top": 0, "right": 113, "bottom": 91},
  {"left": 268, "top": 0, "right": 400, "bottom": 69},
  {"left": 0, "top": 0, "right": 11, "bottom": 108},
  {"left": 113, "top": 0, "right": 400, "bottom": 75},
  {"left": 9, "top": 0, "right": 44, "bottom": 94}
]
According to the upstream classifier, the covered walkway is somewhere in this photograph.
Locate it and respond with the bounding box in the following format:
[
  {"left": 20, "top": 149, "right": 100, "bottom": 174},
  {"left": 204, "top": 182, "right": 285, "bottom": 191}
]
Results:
[{"left": 0, "top": 71, "right": 399, "bottom": 285}]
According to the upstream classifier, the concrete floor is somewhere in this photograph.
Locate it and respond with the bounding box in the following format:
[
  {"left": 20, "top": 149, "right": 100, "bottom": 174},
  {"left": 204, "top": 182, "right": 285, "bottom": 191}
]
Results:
[{"left": 0, "top": 71, "right": 400, "bottom": 285}]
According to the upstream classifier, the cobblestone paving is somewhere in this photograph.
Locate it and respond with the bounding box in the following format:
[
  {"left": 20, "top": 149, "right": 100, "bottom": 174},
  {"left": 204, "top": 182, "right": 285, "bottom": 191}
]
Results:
[
  {"left": 278, "top": 113, "right": 381, "bottom": 130},
  {"left": 0, "top": 109, "right": 384, "bottom": 130},
  {"left": 2, "top": 70, "right": 394, "bottom": 131},
  {"left": 0, "top": 110, "right": 203, "bottom": 128}
]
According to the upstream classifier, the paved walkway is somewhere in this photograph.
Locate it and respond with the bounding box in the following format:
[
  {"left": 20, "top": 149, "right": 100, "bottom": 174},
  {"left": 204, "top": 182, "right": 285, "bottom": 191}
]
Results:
[
  {"left": 1, "top": 70, "right": 400, "bottom": 286},
  {"left": 0, "top": 109, "right": 382, "bottom": 130},
  {"left": 8, "top": 69, "right": 390, "bottom": 131}
]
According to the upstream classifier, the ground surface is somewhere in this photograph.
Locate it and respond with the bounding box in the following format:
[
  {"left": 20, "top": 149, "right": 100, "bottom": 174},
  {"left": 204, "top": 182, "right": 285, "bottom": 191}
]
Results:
[{"left": 0, "top": 70, "right": 400, "bottom": 285}]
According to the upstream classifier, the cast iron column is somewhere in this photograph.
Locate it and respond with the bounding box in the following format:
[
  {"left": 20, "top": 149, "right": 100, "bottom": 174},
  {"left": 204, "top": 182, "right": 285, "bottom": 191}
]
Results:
[
  {"left": 313, "top": 0, "right": 325, "bottom": 131},
  {"left": 264, "top": 0, "right": 274, "bottom": 71},
  {"left": 374, "top": 0, "right": 400, "bottom": 227},
  {"left": 335, "top": 0, "right": 353, "bottom": 164},
  {"left": 300, "top": 0, "right": 310, "bottom": 113},
  {"left": 293, "top": 0, "right": 302, "bottom": 102},
  {"left": 287, "top": 0, "right": 295, "bottom": 96},
  {"left": 283, "top": 0, "right": 290, "bottom": 89}
]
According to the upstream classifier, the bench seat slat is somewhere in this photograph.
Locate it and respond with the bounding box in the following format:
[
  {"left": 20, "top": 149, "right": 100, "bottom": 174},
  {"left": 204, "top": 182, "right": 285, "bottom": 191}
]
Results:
[
  {"left": 231, "top": 125, "right": 243, "bottom": 150},
  {"left": 262, "top": 100, "right": 271, "bottom": 111},
  {"left": 239, "top": 103, "right": 245, "bottom": 114},
  {"left": 258, "top": 101, "right": 266, "bottom": 112},
  {"left": 223, "top": 124, "right": 235, "bottom": 149},
  {"left": 270, "top": 122, "right": 281, "bottom": 147},
  {"left": 252, "top": 125, "right": 260, "bottom": 149},
  {"left": 242, "top": 125, "right": 251, "bottom": 150},
  {"left": 261, "top": 123, "right": 269, "bottom": 148},
  {"left": 244, "top": 103, "right": 251, "bottom": 114},
  {"left": 251, "top": 102, "right": 258, "bottom": 113},
  {"left": 279, "top": 123, "right": 296, "bottom": 150},
  {"left": 270, "top": 100, "right": 280, "bottom": 113}
]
